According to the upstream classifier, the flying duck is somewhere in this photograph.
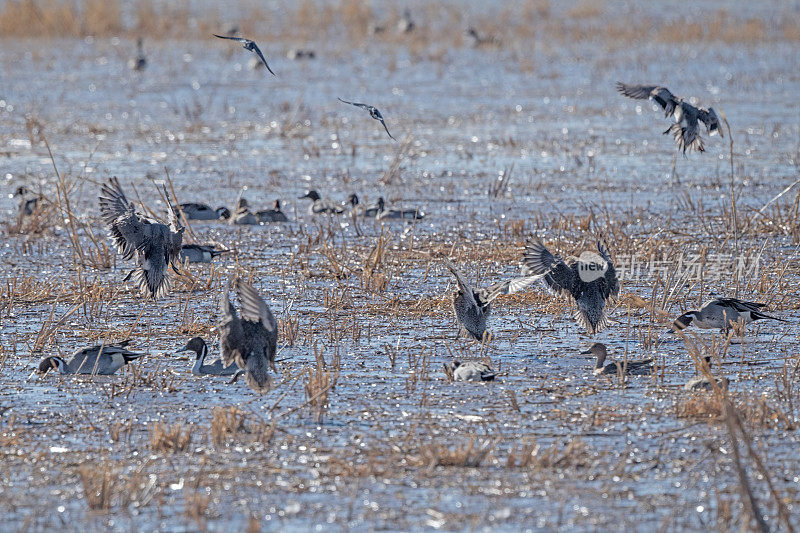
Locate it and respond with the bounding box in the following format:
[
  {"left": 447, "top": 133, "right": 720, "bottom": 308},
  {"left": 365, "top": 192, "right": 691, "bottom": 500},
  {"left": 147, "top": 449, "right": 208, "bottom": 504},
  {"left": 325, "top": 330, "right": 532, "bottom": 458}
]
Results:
[
  {"left": 617, "top": 82, "right": 723, "bottom": 153},
  {"left": 523, "top": 238, "right": 619, "bottom": 334},
  {"left": 219, "top": 278, "right": 278, "bottom": 394},
  {"left": 338, "top": 98, "right": 396, "bottom": 141},
  {"left": 214, "top": 34, "right": 275, "bottom": 75},
  {"left": 99, "top": 177, "right": 184, "bottom": 299}
]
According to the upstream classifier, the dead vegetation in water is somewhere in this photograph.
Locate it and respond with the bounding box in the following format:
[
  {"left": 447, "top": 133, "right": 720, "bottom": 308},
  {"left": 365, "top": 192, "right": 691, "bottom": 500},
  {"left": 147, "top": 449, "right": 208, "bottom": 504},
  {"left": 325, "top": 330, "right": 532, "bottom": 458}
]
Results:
[
  {"left": 2, "top": 1, "right": 799, "bottom": 48},
  {"left": 149, "top": 421, "right": 192, "bottom": 452}
]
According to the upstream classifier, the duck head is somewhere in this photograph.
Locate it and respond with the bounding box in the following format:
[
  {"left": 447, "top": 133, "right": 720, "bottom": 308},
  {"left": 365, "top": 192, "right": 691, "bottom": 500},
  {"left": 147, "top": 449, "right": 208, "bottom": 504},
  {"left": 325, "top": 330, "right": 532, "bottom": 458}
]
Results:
[
  {"left": 669, "top": 311, "right": 697, "bottom": 333},
  {"left": 178, "top": 337, "right": 207, "bottom": 359},
  {"left": 377, "top": 197, "right": 386, "bottom": 211},
  {"left": 216, "top": 206, "right": 231, "bottom": 220},
  {"left": 348, "top": 193, "right": 360, "bottom": 206},
  {"left": 29, "top": 356, "right": 67, "bottom": 380},
  {"left": 299, "top": 190, "right": 321, "bottom": 201},
  {"left": 581, "top": 343, "right": 608, "bottom": 369},
  {"left": 706, "top": 107, "right": 723, "bottom": 137},
  {"left": 273, "top": 199, "right": 282, "bottom": 210}
]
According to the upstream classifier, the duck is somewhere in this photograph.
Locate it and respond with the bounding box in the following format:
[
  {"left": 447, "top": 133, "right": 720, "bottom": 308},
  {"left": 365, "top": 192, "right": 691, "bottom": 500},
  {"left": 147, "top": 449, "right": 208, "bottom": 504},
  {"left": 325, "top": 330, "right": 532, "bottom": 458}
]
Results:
[
  {"left": 376, "top": 197, "right": 424, "bottom": 220},
  {"left": 347, "top": 193, "right": 381, "bottom": 218},
  {"left": 13, "top": 185, "right": 39, "bottom": 216},
  {"left": 219, "top": 278, "right": 278, "bottom": 394},
  {"left": 684, "top": 376, "right": 730, "bottom": 391},
  {"left": 99, "top": 177, "right": 184, "bottom": 299},
  {"left": 447, "top": 360, "right": 495, "bottom": 382},
  {"left": 583, "top": 343, "right": 652, "bottom": 375},
  {"left": 31, "top": 341, "right": 145, "bottom": 378},
  {"left": 298, "top": 190, "right": 344, "bottom": 215},
  {"left": 256, "top": 199, "right": 289, "bottom": 222},
  {"left": 214, "top": 34, "right": 275, "bottom": 76},
  {"left": 228, "top": 198, "right": 258, "bottom": 225},
  {"left": 616, "top": 82, "right": 723, "bottom": 154},
  {"left": 445, "top": 259, "right": 543, "bottom": 341},
  {"left": 179, "top": 244, "right": 230, "bottom": 264},
  {"left": 338, "top": 98, "right": 396, "bottom": 141},
  {"left": 670, "top": 297, "right": 786, "bottom": 332},
  {"left": 466, "top": 27, "right": 500, "bottom": 48},
  {"left": 128, "top": 38, "right": 147, "bottom": 71},
  {"left": 522, "top": 237, "right": 619, "bottom": 334},
  {"left": 287, "top": 48, "right": 315, "bottom": 60},
  {"left": 177, "top": 337, "right": 238, "bottom": 376},
  {"left": 179, "top": 202, "right": 230, "bottom": 221}
]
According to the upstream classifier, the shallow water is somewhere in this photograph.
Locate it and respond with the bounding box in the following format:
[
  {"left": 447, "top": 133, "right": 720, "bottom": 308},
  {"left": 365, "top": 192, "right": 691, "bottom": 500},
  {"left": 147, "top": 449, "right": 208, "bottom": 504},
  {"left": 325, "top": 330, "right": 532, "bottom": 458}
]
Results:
[{"left": 2, "top": 2, "right": 800, "bottom": 531}]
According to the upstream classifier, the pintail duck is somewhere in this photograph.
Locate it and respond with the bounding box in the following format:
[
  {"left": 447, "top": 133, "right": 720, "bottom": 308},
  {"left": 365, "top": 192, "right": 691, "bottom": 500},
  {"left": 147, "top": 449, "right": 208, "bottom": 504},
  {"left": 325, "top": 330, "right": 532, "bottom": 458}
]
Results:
[
  {"left": 179, "top": 202, "right": 230, "bottom": 221},
  {"left": 219, "top": 278, "right": 278, "bottom": 394},
  {"left": 256, "top": 199, "right": 289, "bottom": 222},
  {"left": 684, "top": 376, "right": 729, "bottom": 391},
  {"left": 348, "top": 193, "right": 380, "bottom": 218},
  {"left": 99, "top": 177, "right": 184, "bottom": 299},
  {"left": 522, "top": 237, "right": 619, "bottom": 334},
  {"left": 128, "top": 38, "right": 147, "bottom": 71},
  {"left": 31, "top": 341, "right": 145, "bottom": 378},
  {"left": 298, "top": 190, "right": 344, "bottom": 215},
  {"left": 447, "top": 360, "right": 495, "bottom": 382},
  {"left": 180, "top": 244, "right": 230, "bottom": 264},
  {"left": 583, "top": 343, "right": 652, "bottom": 375},
  {"left": 229, "top": 198, "right": 258, "bottom": 225},
  {"left": 338, "top": 98, "right": 396, "bottom": 141},
  {"left": 617, "top": 82, "right": 723, "bottom": 154},
  {"left": 445, "top": 259, "right": 543, "bottom": 341},
  {"left": 376, "top": 197, "right": 424, "bottom": 220},
  {"left": 214, "top": 34, "right": 275, "bottom": 75},
  {"left": 13, "top": 185, "right": 39, "bottom": 216},
  {"left": 670, "top": 298, "right": 786, "bottom": 332},
  {"left": 178, "top": 337, "right": 238, "bottom": 376}
]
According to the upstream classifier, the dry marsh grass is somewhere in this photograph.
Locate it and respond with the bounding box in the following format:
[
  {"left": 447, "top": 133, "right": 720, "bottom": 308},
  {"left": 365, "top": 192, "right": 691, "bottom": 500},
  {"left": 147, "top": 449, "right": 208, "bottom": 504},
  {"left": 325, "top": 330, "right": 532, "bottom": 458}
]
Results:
[
  {"left": 1, "top": 1, "right": 798, "bottom": 47},
  {"left": 149, "top": 421, "right": 192, "bottom": 452}
]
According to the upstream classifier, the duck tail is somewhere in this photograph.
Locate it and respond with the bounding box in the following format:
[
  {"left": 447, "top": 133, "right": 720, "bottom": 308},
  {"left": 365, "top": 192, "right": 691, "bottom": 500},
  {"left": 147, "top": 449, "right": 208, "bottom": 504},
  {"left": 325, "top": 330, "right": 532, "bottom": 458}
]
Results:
[{"left": 245, "top": 355, "right": 272, "bottom": 394}]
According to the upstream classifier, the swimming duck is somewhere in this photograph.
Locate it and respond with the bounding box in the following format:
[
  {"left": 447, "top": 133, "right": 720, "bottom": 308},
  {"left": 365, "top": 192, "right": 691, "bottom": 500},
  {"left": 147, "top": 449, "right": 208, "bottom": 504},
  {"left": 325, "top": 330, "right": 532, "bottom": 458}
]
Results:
[
  {"left": 348, "top": 193, "right": 381, "bottom": 218},
  {"left": 447, "top": 360, "right": 495, "bottom": 382},
  {"left": 229, "top": 198, "right": 259, "bottom": 225},
  {"left": 99, "top": 177, "right": 184, "bottom": 299},
  {"left": 219, "top": 278, "right": 278, "bottom": 394},
  {"left": 214, "top": 34, "right": 275, "bottom": 75},
  {"left": 670, "top": 298, "right": 786, "bottom": 332},
  {"left": 128, "top": 38, "right": 146, "bottom": 71},
  {"left": 287, "top": 49, "right": 315, "bottom": 60},
  {"left": 256, "top": 199, "right": 289, "bottom": 222},
  {"left": 13, "top": 185, "right": 39, "bottom": 216},
  {"left": 376, "top": 197, "right": 424, "bottom": 220},
  {"left": 179, "top": 244, "right": 230, "bottom": 264},
  {"left": 31, "top": 341, "right": 145, "bottom": 378},
  {"left": 338, "top": 98, "right": 396, "bottom": 141},
  {"left": 179, "top": 202, "right": 230, "bottom": 221},
  {"left": 617, "top": 82, "right": 723, "bottom": 154},
  {"left": 445, "top": 259, "right": 543, "bottom": 341},
  {"left": 177, "top": 337, "right": 238, "bottom": 376},
  {"left": 298, "top": 190, "right": 344, "bottom": 215},
  {"left": 522, "top": 237, "right": 619, "bottom": 334},
  {"left": 583, "top": 343, "right": 652, "bottom": 375}
]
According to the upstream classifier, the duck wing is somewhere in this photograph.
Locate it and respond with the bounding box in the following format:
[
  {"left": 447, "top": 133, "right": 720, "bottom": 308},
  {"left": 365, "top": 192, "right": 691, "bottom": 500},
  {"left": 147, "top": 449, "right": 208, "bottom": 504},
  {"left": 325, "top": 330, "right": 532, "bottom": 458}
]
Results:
[
  {"left": 236, "top": 279, "right": 277, "bottom": 333},
  {"left": 522, "top": 238, "right": 576, "bottom": 297},
  {"left": 99, "top": 177, "right": 146, "bottom": 260}
]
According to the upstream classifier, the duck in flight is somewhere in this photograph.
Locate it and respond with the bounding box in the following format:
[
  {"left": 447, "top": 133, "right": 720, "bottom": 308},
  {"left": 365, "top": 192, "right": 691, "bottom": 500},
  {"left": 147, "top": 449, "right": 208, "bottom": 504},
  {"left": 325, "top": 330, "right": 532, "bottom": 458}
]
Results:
[
  {"left": 338, "top": 98, "right": 395, "bottom": 140},
  {"left": 522, "top": 238, "right": 619, "bottom": 334},
  {"left": 99, "top": 177, "right": 184, "bottom": 299},
  {"left": 214, "top": 34, "right": 275, "bottom": 75},
  {"left": 616, "top": 82, "right": 722, "bottom": 154}
]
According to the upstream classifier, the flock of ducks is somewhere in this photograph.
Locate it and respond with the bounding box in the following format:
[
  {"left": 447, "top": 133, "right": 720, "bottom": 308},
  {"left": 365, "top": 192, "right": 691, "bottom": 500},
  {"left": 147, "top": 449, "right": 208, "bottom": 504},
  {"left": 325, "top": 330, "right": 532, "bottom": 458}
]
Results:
[{"left": 19, "top": 29, "right": 789, "bottom": 392}]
